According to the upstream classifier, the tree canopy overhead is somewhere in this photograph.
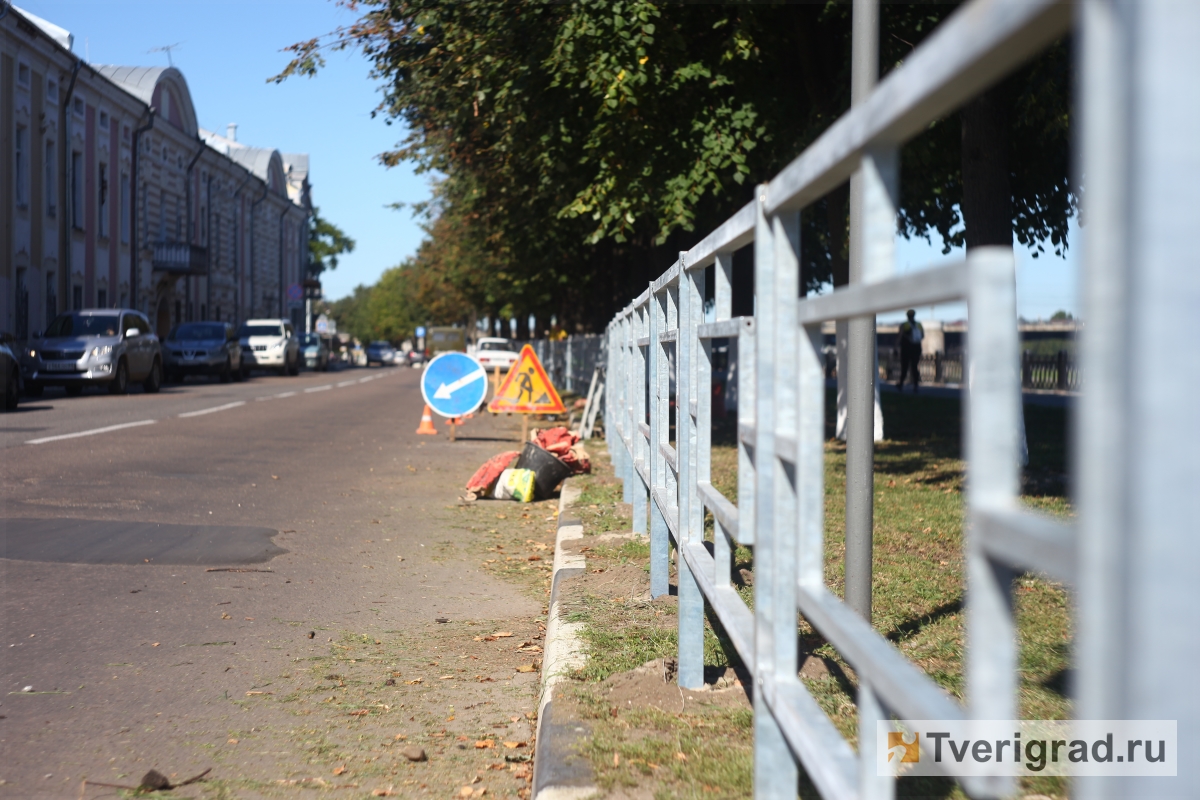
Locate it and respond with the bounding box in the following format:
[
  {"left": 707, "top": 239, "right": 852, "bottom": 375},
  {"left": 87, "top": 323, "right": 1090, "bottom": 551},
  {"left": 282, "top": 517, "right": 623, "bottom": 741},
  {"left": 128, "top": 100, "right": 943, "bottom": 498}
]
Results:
[{"left": 277, "top": 1, "right": 1075, "bottom": 332}]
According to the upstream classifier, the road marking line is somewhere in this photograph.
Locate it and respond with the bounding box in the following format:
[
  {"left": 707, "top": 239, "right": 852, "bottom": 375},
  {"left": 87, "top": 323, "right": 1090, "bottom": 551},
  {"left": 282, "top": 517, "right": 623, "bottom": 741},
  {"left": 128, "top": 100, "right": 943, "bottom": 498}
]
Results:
[
  {"left": 304, "top": 385, "right": 332, "bottom": 393},
  {"left": 26, "top": 419, "right": 156, "bottom": 445},
  {"left": 338, "top": 380, "right": 357, "bottom": 387},
  {"left": 177, "top": 401, "right": 246, "bottom": 419},
  {"left": 275, "top": 391, "right": 297, "bottom": 398},
  {"left": 359, "top": 376, "right": 374, "bottom": 383}
]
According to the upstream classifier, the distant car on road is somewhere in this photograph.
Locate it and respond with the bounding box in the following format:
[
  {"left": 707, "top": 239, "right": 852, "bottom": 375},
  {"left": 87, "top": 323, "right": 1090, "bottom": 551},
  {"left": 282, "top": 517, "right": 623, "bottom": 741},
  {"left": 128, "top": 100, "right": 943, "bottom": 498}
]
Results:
[
  {"left": 164, "top": 322, "right": 246, "bottom": 383},
  {"left": 406, "top": 348, "right": 427, "bottom": 368},
  {"left": 239, "top": 319, "right": 300, "bottom": 376},
  {"left": 22, "top": 309, "right": 162, "bottom": 396},
  {"left": 1, "top": 332, "right": 21, "bottom": 410},
  {"left": 473, "top": 337, "right": 519, "bottom": 372},
  {"left": 301, "top": 333, "right": 330, "bottom": 371},
  {"left": 366, "top": 341, "right": 396, "bottom": 367}
]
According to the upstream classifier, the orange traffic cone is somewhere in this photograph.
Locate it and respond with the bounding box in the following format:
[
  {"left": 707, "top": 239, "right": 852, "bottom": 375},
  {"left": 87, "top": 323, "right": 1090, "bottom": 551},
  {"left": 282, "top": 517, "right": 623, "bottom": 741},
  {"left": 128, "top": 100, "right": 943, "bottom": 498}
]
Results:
[{"left": 416, "top": 405, "right": 438, "bottom": 435}]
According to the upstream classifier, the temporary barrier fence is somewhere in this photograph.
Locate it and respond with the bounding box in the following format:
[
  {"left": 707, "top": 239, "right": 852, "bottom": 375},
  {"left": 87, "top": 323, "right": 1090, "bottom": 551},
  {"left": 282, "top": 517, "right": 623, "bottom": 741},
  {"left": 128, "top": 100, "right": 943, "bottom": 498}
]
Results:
[{"left": 603, "top": 1, "right": 1200, "bottom": 798}]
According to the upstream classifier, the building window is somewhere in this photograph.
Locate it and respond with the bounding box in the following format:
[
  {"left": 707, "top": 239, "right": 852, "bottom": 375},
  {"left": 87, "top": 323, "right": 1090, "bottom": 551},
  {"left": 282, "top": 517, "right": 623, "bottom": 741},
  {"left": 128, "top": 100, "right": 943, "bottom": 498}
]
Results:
[
  {"left": 15, "top": 126, "right": 28, "bottom": 206},
  {"left": 175, "top": 196, "right": 182, "bottom": 240},
  {"left": 15, "top": 269, "right": 28, "bottom": 339},
  {"left": 158, "top": 190, "right": 166, "bottom": 241},
  {"left": 200, "top": 304, "right": 206, "bottom": 321},
  {"left": 97, "top": 289, "right": 107, "bottom": 309},
  {"left": 187, "top": 302, "right": 194, "bottom": 322},
  {"left": 175, "top": 300, "right": 181, "bottom": 325},
  {"left": 214, "top": 305, "right": 221, "bottom": 322},
  {"left": 47, "top": 79, "right": 58, "bottom": 104},
  {"left": 45, "top": 140, "right": 56, "bottom": 216},
  {"left": 71, "top": 151, "right": 83, "bottom": 229},
  {"left": 120, "top": 174, "right": 130, "bottom": 244},
  {"left": 45, "top": 273, "right": 56, "bottom": 323},
  {"left": 99, "top": 110, "right": 109, "bottom": 130},
  {"left": 72, "top": 285, "right": 83, "bottom": 311},
  {"left": 73, "top": 97, "right": 84, "bottom": 117},
  {"left": 17, "top": 62, "right": 30, "bottom": 86},
  {"left": 98, "top": 164, "right": 109, "bottom": 238}
]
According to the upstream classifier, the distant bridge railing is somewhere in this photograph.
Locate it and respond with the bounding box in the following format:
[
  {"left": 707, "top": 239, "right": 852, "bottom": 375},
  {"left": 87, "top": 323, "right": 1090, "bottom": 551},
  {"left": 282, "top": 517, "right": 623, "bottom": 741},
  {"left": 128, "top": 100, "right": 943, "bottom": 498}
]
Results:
[{"left": 601, "top": 1, "right": 1198, "bottom": 799}]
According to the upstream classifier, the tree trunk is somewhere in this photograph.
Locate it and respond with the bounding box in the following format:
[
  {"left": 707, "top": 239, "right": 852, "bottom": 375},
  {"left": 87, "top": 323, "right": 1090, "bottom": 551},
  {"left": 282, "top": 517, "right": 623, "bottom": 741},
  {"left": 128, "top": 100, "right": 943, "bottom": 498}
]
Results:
[{"left": 960, "top": 86, "right": 1011, "bottom": 249}]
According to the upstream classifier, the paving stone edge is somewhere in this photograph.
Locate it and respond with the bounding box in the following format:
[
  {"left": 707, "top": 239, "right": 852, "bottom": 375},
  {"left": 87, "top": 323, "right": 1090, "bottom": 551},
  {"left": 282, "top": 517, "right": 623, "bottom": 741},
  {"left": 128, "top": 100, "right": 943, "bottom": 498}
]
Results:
[{"left": 532, "top": 480, "right": 598, "bottom": 800}]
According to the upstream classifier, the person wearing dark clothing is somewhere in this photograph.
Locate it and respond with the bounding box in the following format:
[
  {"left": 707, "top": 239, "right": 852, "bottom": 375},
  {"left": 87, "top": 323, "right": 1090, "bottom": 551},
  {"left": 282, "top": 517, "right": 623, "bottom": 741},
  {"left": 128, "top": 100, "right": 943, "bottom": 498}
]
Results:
[{"left": 897, "top": 309, "right": 924, "bottom": 392}]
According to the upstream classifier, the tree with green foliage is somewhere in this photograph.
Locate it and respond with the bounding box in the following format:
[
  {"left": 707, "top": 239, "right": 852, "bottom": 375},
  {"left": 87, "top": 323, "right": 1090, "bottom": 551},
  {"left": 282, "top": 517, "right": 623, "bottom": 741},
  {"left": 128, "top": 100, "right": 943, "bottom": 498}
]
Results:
[
  {"left": 277, "top": 1, "right": 1075, "bottom": 330},
  {"left": 308, "top": 207, "right": 356, "bottom": 278}
]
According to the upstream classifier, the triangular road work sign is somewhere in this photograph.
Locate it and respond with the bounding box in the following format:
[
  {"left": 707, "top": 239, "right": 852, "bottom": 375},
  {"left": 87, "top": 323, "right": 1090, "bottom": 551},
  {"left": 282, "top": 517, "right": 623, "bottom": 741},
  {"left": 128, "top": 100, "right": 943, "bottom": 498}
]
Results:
[{"left": 488, "top": 345, "right": 567, "bottom": 414}]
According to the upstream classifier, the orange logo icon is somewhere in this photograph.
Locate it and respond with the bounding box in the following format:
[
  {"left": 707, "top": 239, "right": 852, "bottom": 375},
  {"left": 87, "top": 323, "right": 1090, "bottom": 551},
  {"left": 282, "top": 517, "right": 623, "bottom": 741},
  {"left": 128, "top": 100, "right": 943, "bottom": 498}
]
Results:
[{"left": 887, "top": 732, "right": 920, "bottom": 763}]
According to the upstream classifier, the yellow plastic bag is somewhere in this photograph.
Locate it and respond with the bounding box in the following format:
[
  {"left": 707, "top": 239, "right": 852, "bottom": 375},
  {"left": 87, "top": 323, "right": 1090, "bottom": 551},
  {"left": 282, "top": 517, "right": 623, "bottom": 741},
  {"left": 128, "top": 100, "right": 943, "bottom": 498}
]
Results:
[{"left": 493, "top": 468, "right": 537, "bottom": 503}]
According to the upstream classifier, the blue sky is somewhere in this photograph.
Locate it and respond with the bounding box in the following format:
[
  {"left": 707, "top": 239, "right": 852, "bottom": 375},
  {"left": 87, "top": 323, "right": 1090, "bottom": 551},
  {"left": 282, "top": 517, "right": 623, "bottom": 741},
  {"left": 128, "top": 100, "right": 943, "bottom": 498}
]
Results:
[{"left": 24, "top": 1, "right": 1079, "bottom": 319}]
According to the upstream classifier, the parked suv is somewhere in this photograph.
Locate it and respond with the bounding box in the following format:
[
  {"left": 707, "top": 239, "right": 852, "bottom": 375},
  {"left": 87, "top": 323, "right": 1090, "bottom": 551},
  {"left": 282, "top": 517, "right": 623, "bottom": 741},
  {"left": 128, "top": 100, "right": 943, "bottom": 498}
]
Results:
[
  {"left": 239, "top": 319, "right": 300, "bottom": 376},
  {"left": 164, "top": 322, "right": 246, "bottom": 383},
  {"left": 23, "top": 309, "right": 162, "bottom": 396}
]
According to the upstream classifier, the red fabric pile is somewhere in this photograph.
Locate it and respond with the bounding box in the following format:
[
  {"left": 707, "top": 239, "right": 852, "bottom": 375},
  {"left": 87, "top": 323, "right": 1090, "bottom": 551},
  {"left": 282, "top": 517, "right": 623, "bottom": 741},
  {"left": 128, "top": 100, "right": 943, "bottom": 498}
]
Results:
[
  {"left": 464, "top": 450, "right": 520, "bottom": 499},
  {"left": 533, "top": 427, "right": 591, "bottom": 474}
]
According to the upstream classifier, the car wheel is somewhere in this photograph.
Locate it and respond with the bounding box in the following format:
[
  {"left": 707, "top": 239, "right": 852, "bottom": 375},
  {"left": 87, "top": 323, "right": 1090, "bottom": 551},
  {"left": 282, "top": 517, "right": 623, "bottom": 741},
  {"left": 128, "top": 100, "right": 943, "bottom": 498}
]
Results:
[
  {"left": 109, "top": 360, "right": 129, "bottom": 395},
  {"left": 219, "top": 358, "right": 233, "bottom": 383},
  {"left": 232, "top": 360, "right": 244, "bottom": 382},
  {"left": 25, "top": 381, "right": 44, "bottom": 397},
  {"left": 287, "top": 354, "right": 300, "bottom": 376},
  {"left": 4, "top": 368, "right": 19, "bottom": 410},
  {"left": 143, "top": 359, "right": 162, "bottom": 393},
  {"left": 240, "top": 362, "right": 252, "bottom": 381},
  {"left": 65, "top": 384, "right": 84, "bottom": 397}
]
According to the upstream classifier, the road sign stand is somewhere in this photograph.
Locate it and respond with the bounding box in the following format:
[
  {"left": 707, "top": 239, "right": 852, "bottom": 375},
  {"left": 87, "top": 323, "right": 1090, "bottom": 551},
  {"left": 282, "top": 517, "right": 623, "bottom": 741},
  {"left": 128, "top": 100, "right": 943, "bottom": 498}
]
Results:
[{"left": 421, "top": 352, "right": 488, "bottom": 442}]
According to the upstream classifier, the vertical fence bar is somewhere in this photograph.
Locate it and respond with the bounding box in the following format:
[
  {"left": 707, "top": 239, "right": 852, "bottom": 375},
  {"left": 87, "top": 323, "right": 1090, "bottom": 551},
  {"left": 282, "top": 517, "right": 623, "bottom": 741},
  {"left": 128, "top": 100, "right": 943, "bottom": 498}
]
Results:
[
  {"left": 964, "top": 247, "right": 1020, "bottom": 800},
  {"left": 649, "top": 285, "right": 671, "bottom": 599},
  {"left": 1077, "top": 2, "right": 1200, "bottom": 798},
  {"left": 843, "top": 0, "right": 883, "bottom": 626},
  {"left": 620, "top": 311, "right": 634, "bottom": 505},
  {"left": 677, "top": 256, "right": 705, "bottom": 689},
  {"left": 633, "top": 303, "right": 649, "bottom": 535},
  {"left": 713, "top": 251, "right": 735, "bottom": 584},
  {"left": 752, "top": 187, "right": 796, "bottom": 800}
]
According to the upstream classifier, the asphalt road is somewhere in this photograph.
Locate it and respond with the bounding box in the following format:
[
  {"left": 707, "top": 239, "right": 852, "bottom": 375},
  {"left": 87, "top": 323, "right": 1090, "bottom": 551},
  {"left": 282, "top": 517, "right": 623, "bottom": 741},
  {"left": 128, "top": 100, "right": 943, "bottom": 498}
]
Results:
[{"left": 0, "top": 365, "right": 547, "bottom": 797}]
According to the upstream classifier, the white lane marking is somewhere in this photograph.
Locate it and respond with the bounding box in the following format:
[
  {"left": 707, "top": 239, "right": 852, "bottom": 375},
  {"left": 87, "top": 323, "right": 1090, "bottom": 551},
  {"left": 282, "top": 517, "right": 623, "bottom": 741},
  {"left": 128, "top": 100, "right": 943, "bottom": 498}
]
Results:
[
  {"left": 177, "top": 401, "right": 246, "bottom": 419},
  {"left": 304, "top": 385, "right": 332, "bottom": 393},
  {"left": 338, "top": 380, "right": 357, "bottom": 387},
  {"left": 275, "top": 391, "right": 297, "bottom": 398},
  {"left": 359, "top": 376, "right": 374, "bottom": 383},
  {"left": 26, "top": 419, "right": 156, "bottom": 445}
]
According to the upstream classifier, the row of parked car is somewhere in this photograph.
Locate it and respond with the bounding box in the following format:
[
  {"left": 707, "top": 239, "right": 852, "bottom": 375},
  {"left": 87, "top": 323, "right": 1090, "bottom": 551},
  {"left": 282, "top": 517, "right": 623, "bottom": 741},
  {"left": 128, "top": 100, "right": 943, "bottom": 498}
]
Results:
[{"left": 0, "top": 309, "right": 339, "bottom": 410}]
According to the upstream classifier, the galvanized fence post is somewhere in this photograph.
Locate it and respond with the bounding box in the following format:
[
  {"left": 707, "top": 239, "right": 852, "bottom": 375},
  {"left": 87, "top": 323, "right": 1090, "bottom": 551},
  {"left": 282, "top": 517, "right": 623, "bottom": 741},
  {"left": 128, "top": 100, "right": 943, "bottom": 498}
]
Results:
[
  {"left": 648, "top": 280, "right": 673, "bottom": 599},
  {"left": 632, "top": 301, "right": 649, "bottom": 535},
  {"left": 677, "top": 253, "right": 705, "bottom": 689}
]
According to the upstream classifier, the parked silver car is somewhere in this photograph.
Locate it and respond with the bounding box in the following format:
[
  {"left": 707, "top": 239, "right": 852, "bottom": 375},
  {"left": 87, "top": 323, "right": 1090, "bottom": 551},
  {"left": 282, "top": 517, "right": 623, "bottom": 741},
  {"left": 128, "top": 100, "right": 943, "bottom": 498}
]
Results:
[
  {"left": 164, "top": 322, "right": 247, "bottom": 383},
  {"left": 300, "top": 333, "right": 330, "bottom": 371},
  {"left": 22, "top": 309, "right": 162, "bottom": 396}
]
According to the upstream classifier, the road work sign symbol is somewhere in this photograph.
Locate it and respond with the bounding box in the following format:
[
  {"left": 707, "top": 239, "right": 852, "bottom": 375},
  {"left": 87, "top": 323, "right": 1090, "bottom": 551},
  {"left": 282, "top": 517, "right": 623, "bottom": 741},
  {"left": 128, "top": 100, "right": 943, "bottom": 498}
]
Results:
[
  {"left": 488, "top": 345, "right": 566, "bottom": 414},
  {"left": 421, "top": 352, "right": 487, "bottom": 418}
]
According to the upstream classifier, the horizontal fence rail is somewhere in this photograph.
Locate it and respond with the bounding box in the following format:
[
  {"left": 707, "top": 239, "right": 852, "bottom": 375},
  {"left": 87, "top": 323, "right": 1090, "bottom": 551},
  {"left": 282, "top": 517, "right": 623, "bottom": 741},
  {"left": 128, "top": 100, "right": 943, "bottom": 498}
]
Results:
[{"left": 600, "top": 1, "right": 1200, "bottom": 799}]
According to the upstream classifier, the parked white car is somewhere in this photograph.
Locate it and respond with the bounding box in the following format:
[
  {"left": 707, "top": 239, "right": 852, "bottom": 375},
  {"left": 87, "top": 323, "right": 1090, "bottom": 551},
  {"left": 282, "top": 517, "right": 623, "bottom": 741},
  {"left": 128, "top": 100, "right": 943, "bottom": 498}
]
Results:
[
  {"left": 474, "top": 337, "right": 519, "bottom": 371},
  {"left": 239, "top": 319, "right": 300, "bottom": 376}
]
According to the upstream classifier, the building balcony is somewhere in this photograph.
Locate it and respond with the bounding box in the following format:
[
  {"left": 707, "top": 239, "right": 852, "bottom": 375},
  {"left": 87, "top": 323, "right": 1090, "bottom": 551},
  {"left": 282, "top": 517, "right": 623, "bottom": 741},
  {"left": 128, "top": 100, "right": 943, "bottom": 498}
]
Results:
[{"left": 152, "top": 241, "right": 208, "bottom": 274}]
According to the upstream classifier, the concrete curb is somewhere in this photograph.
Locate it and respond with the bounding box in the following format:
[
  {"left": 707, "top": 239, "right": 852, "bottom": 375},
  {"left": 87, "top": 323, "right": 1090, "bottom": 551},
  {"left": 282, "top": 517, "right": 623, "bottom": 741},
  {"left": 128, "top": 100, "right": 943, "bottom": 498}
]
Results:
[{"left": 532, "top": 481, "right": 598, "bottom": 800}]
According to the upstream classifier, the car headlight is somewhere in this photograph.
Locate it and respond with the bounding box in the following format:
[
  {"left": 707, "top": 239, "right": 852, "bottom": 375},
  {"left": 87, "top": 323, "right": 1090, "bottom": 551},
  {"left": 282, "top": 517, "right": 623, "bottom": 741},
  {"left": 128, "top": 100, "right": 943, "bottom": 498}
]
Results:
[
  {"left": 91, "top": 345, "right": 113, "bottom": 358},
  {"left": 271, "top": 341, "right": 285, "bottom": 350},
  {"left": 28, "top": 349, "right": 37, "bottom": 359}
]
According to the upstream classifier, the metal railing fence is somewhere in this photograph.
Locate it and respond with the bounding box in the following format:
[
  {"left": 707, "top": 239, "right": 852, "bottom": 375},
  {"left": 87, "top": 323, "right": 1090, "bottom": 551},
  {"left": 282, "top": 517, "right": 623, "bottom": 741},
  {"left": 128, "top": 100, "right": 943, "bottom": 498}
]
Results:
[
  {"left": 603, "top": 1, "right": 1200, "bottom": 798},
  {"left": 528, "top": 334, "right": 606, "bottom": 395}
]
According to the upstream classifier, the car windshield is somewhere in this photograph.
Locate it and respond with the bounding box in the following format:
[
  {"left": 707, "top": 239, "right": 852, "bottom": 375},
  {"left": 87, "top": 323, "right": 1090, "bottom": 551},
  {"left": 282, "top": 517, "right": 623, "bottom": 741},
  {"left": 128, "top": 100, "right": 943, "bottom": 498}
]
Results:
[
  {"left": 169, "top": 323, "right": 226, "bottom": 341},
  {"left": 479, "top": 340, "right": 512, "bottom": 351},
  {"left": 370, "top": 341, "right": 391, "bottom": 349},
  {"left": 240, "top": 324, "right": 284, "bottom": 337},
  {"left": 302, "top": 334, "right": 320, "bottom": 346},
  {"left": 44, "top": 313, "right": 121, "bottom": 338}
]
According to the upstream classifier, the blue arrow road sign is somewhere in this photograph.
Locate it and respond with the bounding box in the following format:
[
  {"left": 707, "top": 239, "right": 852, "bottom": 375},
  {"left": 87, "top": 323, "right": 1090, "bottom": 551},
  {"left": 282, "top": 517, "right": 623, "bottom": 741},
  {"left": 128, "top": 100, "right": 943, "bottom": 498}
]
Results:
[{"left": 421, "top": 352, "right": 487, "bottom": 418}]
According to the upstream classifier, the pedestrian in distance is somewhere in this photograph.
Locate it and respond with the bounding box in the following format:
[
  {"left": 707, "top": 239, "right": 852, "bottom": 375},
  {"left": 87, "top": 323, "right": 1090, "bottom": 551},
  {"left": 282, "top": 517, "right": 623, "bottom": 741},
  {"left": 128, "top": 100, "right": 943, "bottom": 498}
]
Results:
[{"left": 897, "top": 309, "right": 924, "bottom": 392}]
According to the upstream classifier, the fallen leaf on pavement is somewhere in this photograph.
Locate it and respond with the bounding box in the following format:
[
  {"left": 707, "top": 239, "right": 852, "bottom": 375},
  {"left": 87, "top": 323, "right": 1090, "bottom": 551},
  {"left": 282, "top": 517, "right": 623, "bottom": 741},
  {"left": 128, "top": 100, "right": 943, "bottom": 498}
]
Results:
[
  {"left": 405, "top": 678, "right": 423, "bottom": 685},
  {"left": 245, "top": 691, "right": 270, "bottom": 696},
  {"left": 271, "top": 475, "right": 279, "bottom": 480},
  {"left": 333, "top": 765, "right": 347, "bottom": 775},
  {"left": 349, "top": 710, "right": 369, "bottom": 716},
  {"left": 492, "top": 632, "right": 513, "bottom": 638},
  {"left": 676, "top": 752, "right": 688, "bottom": 761},
  {"left": 439, "top": 675, "right": 454, "bottom": 680},
  {"left": 220, "top": 613, "right": 231, "bottom": 620},
  {"left": 458, "top": 788, "right": 474, "bottom": 798},
  {"left": 475, "top": 740, "right": 495, "bottom": 749},
  {"left": 228, "top": 739, "right": 239, "bottom": 744},
  {"left": 503, "top": 741, "right": 526, "bottom": 749},
  {"left": 515, "top": 664, "right": 536, "bottom": 673}
]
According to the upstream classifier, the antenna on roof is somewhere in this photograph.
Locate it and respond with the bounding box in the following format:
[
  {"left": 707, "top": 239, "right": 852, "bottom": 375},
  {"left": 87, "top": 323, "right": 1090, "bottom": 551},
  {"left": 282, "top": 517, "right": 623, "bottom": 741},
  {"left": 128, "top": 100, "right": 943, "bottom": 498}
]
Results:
[{"left": 147, "top": 42, "right": 183, "bottom": 67}]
